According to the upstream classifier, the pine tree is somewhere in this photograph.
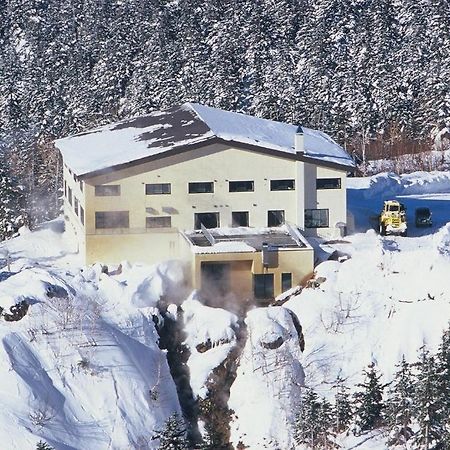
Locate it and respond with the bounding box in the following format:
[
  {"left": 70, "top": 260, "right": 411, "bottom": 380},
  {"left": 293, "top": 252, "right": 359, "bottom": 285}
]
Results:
[
  {"left": 333, "top": 377, "right": 353, "bottom": 433},
  {"left": 386, "top": 356, "right": 414, "bottom": 446},
  {"left": 411, "top": 346, "right": 445, "bottom": 449},
  {"left": 152, "top": 413, "right": 189, "bottom": 450},
  {"left": 353, "top": 363, "right": 385, "bottom": 433},
  {"left": 294, "top": 388, "right": 336, "bottom": 449},
  {"left": 36, "top": 441, "right": 54, "bottom": 450}
]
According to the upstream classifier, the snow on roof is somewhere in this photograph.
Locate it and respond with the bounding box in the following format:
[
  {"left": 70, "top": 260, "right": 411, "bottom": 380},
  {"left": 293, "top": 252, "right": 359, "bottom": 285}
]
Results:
[{"left": 55, "top": 103, "right": 354, "bottom": 177}]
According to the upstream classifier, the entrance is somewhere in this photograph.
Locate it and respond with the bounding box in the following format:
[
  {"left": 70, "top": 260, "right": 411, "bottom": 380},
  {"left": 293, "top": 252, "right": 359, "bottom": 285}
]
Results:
[{"left": 201, "top": 262, "right": 230, "bottom": 297}]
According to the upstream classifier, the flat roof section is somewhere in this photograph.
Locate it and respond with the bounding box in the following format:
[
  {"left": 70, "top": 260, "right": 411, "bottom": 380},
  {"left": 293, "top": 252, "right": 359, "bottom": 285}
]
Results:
[{"left": 183, "top": 225, "right": 310, "bottom": 254}]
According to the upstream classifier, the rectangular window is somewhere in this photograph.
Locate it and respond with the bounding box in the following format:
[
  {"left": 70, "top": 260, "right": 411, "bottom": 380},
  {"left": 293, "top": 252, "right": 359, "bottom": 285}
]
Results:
[
  {"left": 146, "top": 183, "right": 171, "bottom": 195},
  {"left": 64, "top": 180, "right": 67, "bottom": 197},
  {"left": 229, "top": 180, "right": 254, "bottom": 192},
  {"left": 268, "top": 210, "right": 285, "bottom": 227},
  {"left": 195, "top": 212, "right": 219, "bottom": 229},
  {"left": 95, "top": 185, "right": 121, "bottom": 196},
  {"left": 316, "top": 178, "right": 341, "bottom": 189},
  {"left": 79, "top": 181, "right": 84, "bottom": 192},
  {"left": 74, "top": 197, "right": 79, "bottom": 216},
  {"left": 270, "top": 179, "right": 295, "bottom": 191},
  {"left": 253, "top": 274, "right": 274, "bottom": 299},
  {"left": 80, "top": 206, "right": 85, "bottom": 226},
  {"left": 188, "top": 182, "right": 214, "bottom": 194},
  {"left": 305, "top": 209, "right": 329, "bottom": 228},
  {"left": 95, "top": 211, "right": 129, "bottom": 229},
  {"left": 232, "top": 211, "right": 249, "bottom": 227},
  {"left": 68, "top": 187, "right": 73, "bottom": 206},
  {"left": 282, "top": 273, "right": 292, "bottom": 292},
  {"left": 146, "top": 216, "right": 172, "bottom": 228}
]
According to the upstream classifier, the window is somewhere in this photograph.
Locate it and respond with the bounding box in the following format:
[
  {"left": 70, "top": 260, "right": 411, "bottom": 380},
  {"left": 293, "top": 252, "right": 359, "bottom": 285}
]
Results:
[
  {"left": 68, "top": 187, "right": 73, "bottom": 206},
  {"left": 305, "top": 209, "right": 329, "bottom": 228},
  {"left": 79, "top": 181, "right": 84, "bottom": 192},
  {"left": 95, "top": 185, "right": 121, "bottom": 196},
  {"left": 229, "top": 180, "right": 254, "bottom": 192},
  {"left": 64, "top": 180, "right": 67, "bottom": 197},
  {"left": 189, "top": 182, "right": 214, "bottom": 194},
  {"left": 232, "top": 211, "right": 249, "bottom": 227},
  {"left": 282, "top": 273, "right": 292, "bottom": 292},
  {"left": 146, "top": 183, "right": 171, "bottom": 195},
  {"left": 80, "top": 206, "right": 85, "bottom": 226},
  {"left": 270, "top": 179, "right": 295, "bottom": 191},
  {"left": 146, "top": 216, "right": 172, "bottom": 228},
  {"left": 95, "top": 211, "right": 129, "bottom": 229},
  {"left": 195, "top": 212, "right": 219, "bottom": 229},
  {"left": 268, "top": 210, "right": 285, "bottom": 227},
  {"left": 316, "top": 178, "right": 341, "bottom": 189},
  {"left": 253, "top": 274, "right": 274, "bottom": 299},
  {"left": 74, "top": 197, "right": 79, "bottom": 216}
]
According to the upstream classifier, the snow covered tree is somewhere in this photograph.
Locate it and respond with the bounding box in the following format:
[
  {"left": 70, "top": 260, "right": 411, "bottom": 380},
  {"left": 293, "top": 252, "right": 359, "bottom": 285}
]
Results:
[
  {"left": 333, "top": 377, "right": 353, "bottom": 433},
  {"left": 152, "top": 413, "right": 189, "bottom": 450},
  {"left": 36, "top": 442, "right": 54, "bottom": 450},
  {"left": 353, "top": 363, "right": 385, "bottom": 433},
  {"left": 294, "top": 388, "right": 336, "bottom": 449},
  {"left": 386, "top": 356, "right": 414, "bottom": 446},
  {"left": 411, "top": 346, "right": 446, "bottom": 449}
]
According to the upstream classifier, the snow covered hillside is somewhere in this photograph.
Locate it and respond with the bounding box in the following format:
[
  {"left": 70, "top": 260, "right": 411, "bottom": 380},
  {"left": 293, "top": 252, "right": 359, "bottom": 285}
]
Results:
[{"left": 0, "top": 171, "right": 449, "bottom": 449}]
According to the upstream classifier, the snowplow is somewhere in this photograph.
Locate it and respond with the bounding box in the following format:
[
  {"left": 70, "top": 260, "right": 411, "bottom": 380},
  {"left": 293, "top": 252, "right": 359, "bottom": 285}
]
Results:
[{"left": 379, "top": 200, "right": 407, "bottom": 236}]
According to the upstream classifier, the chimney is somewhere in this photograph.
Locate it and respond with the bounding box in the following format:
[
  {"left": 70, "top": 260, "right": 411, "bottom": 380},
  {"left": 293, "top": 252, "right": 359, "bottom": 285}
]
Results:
[{"left": 295, "top": 125, "right": 304, "bottom": 154}]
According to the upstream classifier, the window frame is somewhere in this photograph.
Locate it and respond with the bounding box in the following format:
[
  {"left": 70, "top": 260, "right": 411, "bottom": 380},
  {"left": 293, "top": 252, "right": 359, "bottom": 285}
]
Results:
[
  {"left": 304, "top": 208, "right": 329, "bottom": 228},
  {"left": 316, "top": 178, "right": 341, "bottom": 190},
  {"left": 232, "top": 211, "right": 249, "bottom": 227},
  {"left": 188, "top": 182, "right": 214, "bottom": 194},
  {"left": 95, "top": 185, "right": 121, "bottom": 197},
  {"left": 95, "top": 211, "right": 129, "bottom": 229},
  {"left": 270, "top": 179, "right": 295, "bottom": 191},
  {"left": 145, "top": 183, "right": 171, "bottom": 195},
  {"left": 68, "top": 187, "right": 73, "bottom": 206},
  {"left": 80, "top": 206, "right": 85, "bottom": 226},
  {"left": 281, "top": 273, "right": 292, "bottom": 292},
  {"left": 146, "top": 216, "right": 172, "bottom": 228},
  {"left": 194, "top": 212, "right": 220, "bottom": 229},
  {"left": 74, "top": 197, "right": 79, "bottom": 216},
  {"left": 229, "top": 180, "right": 254, "bottom": 192},
  {"left": 253, "top": 273, "right": 275, "bottom": 299},
  {"left": 267, "top": 210, "right": 285, "bottom": 227}
]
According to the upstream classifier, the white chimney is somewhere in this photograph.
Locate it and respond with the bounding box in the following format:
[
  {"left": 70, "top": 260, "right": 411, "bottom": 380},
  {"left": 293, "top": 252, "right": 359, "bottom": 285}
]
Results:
[{"left": 295, "top": 125, "right": 304, "bottom": 154}]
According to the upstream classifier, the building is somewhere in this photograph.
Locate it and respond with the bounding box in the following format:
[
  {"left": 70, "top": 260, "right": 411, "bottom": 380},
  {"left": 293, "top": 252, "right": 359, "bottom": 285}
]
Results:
[{"left": 55, "top": 103, "right": 354, "bottom": 301}]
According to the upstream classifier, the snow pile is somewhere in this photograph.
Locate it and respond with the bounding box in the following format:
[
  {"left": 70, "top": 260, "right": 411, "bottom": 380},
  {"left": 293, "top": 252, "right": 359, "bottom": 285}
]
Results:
[
  {"left": 182, "top": 294, "right": 239, "bottom": 398},
  {"left": 0, "top": 225, "right": 182, "bottom": 449},
  {"left": 435, "top": 222, "right": 450, "bottom": 258},
  {"left": 229, "top": 307, "right": 304, "bottom": 449}
]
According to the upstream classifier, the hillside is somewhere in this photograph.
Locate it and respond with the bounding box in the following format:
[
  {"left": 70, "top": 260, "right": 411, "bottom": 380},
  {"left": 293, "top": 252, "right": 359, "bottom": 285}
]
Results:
[{"left": 0, "top": 171, "right": 449, "bottom": 449}]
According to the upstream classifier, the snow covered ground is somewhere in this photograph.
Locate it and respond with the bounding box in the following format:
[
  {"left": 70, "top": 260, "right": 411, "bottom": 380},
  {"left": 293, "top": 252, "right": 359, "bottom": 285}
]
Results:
[{"left": 0, "top": 170, "right": 449, "bottom": 449}]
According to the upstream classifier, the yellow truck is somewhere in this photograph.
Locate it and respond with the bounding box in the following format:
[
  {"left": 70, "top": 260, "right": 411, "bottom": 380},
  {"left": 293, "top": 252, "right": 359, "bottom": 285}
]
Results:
[{"left": 379, "top": 200, "right": 407, "bottom": 236}]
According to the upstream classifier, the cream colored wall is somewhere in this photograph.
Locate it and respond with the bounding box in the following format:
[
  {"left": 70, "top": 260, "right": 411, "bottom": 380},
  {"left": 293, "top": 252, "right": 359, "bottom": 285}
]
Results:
[
  {"left": 85, "top": 143, "right": 299, "bottom": 234},
  {"left": 192, "top": 247, "right": 314, "bottom": 298},
  {"left": 303, "top": 163, "right": 347, "bottom": 238}
]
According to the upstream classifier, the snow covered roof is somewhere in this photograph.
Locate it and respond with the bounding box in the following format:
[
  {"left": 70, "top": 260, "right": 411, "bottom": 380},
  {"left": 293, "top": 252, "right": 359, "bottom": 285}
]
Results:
[
  {"left": 183, "top": 225, "right": 311, "bottom": 255},
  {"left": 55, "top": 103, "right": 355, "bottom": 177}
]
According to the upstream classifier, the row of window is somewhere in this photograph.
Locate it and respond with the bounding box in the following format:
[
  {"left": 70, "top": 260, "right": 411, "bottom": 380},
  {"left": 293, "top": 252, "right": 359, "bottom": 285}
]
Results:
[
  {"left": 65, "top": 182, "right": 85, "bottom": 225},
  {"left": 94, "top": 178, "right": 341, "bottom": 196},
  {"left": 93, "top": 209, "right": 330, "bottom": 230}
]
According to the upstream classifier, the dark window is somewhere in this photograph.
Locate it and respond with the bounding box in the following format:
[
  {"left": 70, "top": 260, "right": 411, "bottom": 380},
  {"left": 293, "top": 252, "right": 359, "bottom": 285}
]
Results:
[
  {"left": 74, "top": 197, "right": 79, "bottom": 216},
  {"left": 232, "top": 211, "right": 249, "bottom": 227},
  {"left": 282, "top": 273, "right": 292, "bottom": 292},
  {"left": 95, "top": 185, "right": 121, "bottom": 196},
  {"left": 80, "top": 206, "right": 85, "bottom": 226},
  {"left": 64, "top": 180, "right": 67, "bottom": 197},
  {"left": 305, "top": 209, "right": 329, "bottom": 228},
  {"left": 195, "top": 212, "right": 219, "bottom": 229},
  {"left": 316, "top": 178, "right": 341, "bottom": 189},
  {"left": 68, "top": 187, "right": 73, "bottom": 206},
  {"left": 189, "top": 182, "right": 214, "bottom": 193},
  {"left": 79, "top": 181, "right": 84, "bottom": 192},
  {"left": 268, "top": 210, "right": 285, "bottom": 227},
  {"left": 270, "top": 179, "right": 295, "bottom": 191},
  {"left": 253, "top": 274, "right": 274, "bottom": 299},
  {"left": 146, "top": 183, "right": 171, "bottom": 195},
  {"left": 229, "top": 180, "right": 254, "bottom": 192},
  {"left": 146, "top": 216, "right": 172, "bottom": 228},
  {"left": 95, "top": 211, "right": 129, "bottom": 229}
]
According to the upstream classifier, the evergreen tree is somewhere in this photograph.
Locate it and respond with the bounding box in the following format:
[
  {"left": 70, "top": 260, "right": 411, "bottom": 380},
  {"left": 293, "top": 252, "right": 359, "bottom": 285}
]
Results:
[
  {"left": 411, "top": 346, "right": 445, "bottom": 449},
  {"left": 152, "top": 413, "right": 189, "bottom": 450},
  {"left": 333, "top": 377, "right": 353, "bottom": 433},
  {"left": 386, "top": 356, "right": 414, "bottom": 446},
  {"left": 353, "top": 363, "right": 385, "bottom": 433},
  {"left": 36, "top": 441, "right": 54, "bottom": 450},
  {"left": 294, "top": 388, "right": 336, "bottom": 449}
]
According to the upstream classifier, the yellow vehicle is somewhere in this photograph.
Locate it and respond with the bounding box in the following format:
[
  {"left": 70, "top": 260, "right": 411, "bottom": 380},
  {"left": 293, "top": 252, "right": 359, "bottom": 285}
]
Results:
[{"left": 379, "top": 200, "right": 407, "bottom": 236}]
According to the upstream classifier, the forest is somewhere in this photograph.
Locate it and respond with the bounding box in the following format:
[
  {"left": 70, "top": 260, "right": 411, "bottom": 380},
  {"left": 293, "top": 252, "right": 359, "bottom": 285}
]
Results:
[{"left": 0, "top": 0, "right": 450, "bottom": 234}]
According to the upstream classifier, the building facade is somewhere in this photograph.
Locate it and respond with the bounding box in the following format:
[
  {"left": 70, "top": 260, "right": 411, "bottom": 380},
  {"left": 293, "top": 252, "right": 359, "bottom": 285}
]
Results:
[{"left": 57, "top": 103, "right": 354, "bottom": 300}]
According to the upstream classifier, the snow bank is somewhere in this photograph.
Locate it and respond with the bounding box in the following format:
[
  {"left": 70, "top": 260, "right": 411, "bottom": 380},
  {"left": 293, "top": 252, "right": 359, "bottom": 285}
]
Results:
[{"left": 229, "top": 307, "right": 304, "bottom": 449}]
